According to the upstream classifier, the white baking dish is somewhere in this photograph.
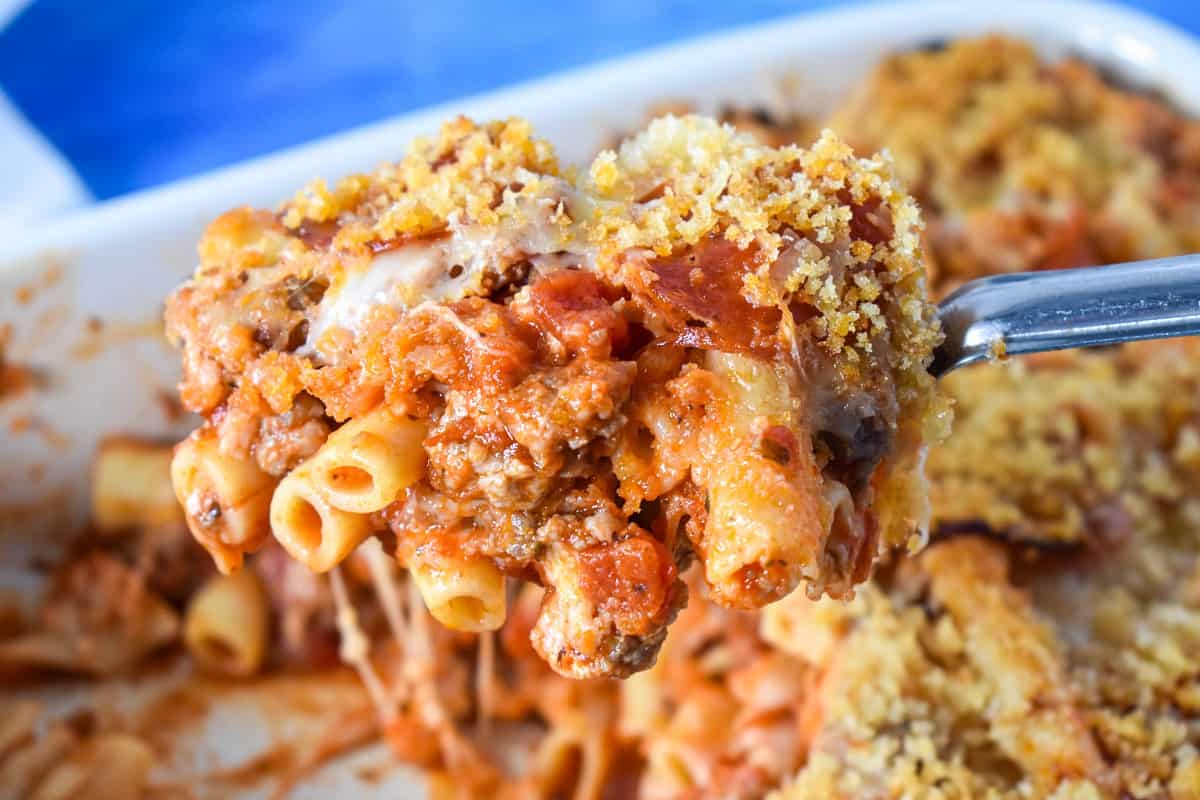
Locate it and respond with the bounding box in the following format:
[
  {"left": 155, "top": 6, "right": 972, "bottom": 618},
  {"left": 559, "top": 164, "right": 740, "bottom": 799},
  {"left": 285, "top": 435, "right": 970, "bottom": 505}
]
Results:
[{"left": 2, "top": 1, "right": 1198, "bottom": 796}]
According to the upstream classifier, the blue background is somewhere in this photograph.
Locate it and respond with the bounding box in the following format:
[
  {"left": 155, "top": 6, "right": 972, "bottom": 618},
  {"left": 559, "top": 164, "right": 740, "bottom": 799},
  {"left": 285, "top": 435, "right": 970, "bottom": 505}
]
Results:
[{"left": 2, "top": 1, "right": 1198, "bottom": 200}]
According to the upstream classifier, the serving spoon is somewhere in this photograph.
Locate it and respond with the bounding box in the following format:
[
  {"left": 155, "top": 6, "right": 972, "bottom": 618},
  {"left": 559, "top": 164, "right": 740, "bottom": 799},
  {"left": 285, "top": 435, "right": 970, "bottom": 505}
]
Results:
[{"left": 930, "top": 255, "right": 1200, "bottom": 377}]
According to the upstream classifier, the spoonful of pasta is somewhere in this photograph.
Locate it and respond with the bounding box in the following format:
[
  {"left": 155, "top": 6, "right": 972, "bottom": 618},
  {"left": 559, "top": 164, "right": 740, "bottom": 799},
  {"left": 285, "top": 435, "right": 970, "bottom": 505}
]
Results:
[{"left": 930, "top": 254, "right": 1200, "bottom": 376}]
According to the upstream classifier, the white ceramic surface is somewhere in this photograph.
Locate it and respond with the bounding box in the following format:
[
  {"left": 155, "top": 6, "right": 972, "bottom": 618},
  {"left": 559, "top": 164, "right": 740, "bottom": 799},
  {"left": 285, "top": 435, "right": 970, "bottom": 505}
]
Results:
[{"left": 2, "top": 2, "right": 1198, "bottom": 796}]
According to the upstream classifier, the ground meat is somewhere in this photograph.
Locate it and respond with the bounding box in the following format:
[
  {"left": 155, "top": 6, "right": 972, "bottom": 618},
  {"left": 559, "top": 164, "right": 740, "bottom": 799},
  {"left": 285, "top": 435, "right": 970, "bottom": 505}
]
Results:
[
  {"left": 387, "top": 298, "right": 538, "bottom": 403},
  {"left": 252, "top": 394, "right": 331, "bottom": 476},
  {"left": 424, "top": 358, "right": 635, "bottom": 509}
]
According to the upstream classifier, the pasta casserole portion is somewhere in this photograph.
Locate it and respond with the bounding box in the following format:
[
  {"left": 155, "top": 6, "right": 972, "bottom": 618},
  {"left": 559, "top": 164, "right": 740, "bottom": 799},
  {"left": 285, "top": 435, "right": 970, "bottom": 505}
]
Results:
[
  {"left": 164, "top": 114, "right": 946, "bottom": 678},
  {"left": 7, "top": 33, "right": 1200, "bottom": 800}
]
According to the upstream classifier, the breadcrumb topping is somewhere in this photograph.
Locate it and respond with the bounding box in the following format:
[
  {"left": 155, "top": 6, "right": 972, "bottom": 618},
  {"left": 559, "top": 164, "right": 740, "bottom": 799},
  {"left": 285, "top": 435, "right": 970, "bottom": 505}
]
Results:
[
  {"left": 268, "top": 114, "right": 940, "bottom": 387},
  {"left": 586, "top": 119, "right": 937, "bottom": 381},
  {"left": 829, "top": 36, "right": 1200, "bottom": 290},
  {"left": 930, "top": 340, "right": 1200, "bottom": 546},
  {"left": 282, "top": 117, "right": 564, "bottom": 244}
]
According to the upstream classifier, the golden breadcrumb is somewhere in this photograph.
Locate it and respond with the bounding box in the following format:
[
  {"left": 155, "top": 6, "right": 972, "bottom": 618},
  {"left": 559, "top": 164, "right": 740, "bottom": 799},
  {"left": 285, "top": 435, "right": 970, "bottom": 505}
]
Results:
[
  {"left": 282, "top": 116, "right": 562, "bottom": 241},
  {"left": 827, "top": 36, "right": 1200, "bottom": 291},
  {"left": 770, "top": 504, "right": 1200, "bottom": 799},
  {"left": 587, "top": 121, "right": 937, "bottom": 380},
  {"left": 929, "top": 339, "right": 1200, "bottom": 546}
]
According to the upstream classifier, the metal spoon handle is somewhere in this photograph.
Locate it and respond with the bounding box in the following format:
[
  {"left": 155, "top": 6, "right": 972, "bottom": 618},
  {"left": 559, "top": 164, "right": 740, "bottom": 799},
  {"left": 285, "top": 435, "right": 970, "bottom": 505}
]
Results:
[{"left": 930, "top": 255, "right": 1200, "bottom": 377}]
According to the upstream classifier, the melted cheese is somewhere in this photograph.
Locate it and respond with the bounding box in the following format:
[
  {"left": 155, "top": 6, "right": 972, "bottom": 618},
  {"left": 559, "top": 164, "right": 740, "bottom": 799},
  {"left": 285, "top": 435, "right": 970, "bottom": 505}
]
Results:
[
  {"left": 330, "top": 565, "right": 395, "bottom": 724},
  {"left": 306, "top": 244, "right": 451, "bottom": 348},
  {"left": 306, "top": 189, "right": 596, "bottom": 349}
]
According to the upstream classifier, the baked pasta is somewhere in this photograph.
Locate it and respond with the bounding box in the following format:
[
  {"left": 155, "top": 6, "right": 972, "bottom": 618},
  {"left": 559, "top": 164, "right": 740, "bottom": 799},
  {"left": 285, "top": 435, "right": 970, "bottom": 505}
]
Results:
[
  {"left": 164, "top": 114, "right": 946, "bottom": 678},
  {"left": 9, "top": 33, "right": 1200, "bottom": 800},
  {"left": 829, "top": 35, "right": 1200, "bottom": 290}
]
